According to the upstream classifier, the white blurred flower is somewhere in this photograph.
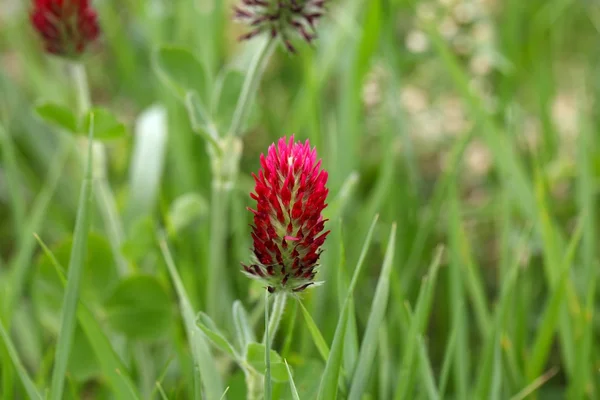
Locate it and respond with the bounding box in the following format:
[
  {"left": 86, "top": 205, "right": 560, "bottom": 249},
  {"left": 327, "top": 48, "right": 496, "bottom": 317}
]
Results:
[
  {"left": 552, "top": 93, "right": 579, "bottom": 140},
  {"left": 406, "top": 30, "right": 430, "bottom": 53},
  {"left": 520, "top": 117, "right": 542, "bottom": 151},
  {"left": 439, "top": 17, "right": 459, "bottom": 39},
  {"left": 464, "top": 140, "right": 492, "bottom": 178},
  {"left": 412, "top": 110, "right": 445, "bottom": 144},
  {"left": 439, "top": 0, "right": 456, "bottom": 7},
  {"left": 440, "top": 95, "right": 470, "bottom": 136},
  {"left": 454, "top": 2, "right": 479, "bottom": 24},
  {"left": 470, "top": 52, "right": 493, "bottom": 76},
  {"left": 400, "top": 85, "right": 429, "bottom": 114},
  {"left": 472, "top": 21, "right": 495, "bottom": 44},
  {"left": 362, "top": 79, "right": 381, "bottom": 111}
]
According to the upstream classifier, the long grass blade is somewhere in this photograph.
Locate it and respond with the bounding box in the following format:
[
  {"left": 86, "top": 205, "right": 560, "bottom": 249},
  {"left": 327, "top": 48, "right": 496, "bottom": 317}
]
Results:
[
  {"left": 316, "top": 214, "right": 379, "bottom": 400},
  {"left": 34, "top": 233, "right": 140, "bottom": 399},
  {"left": 158, "top": 232, "right": 224, "bottom": 400},
  {"left": 49, "top": 114, "right": 95, "bottom": 400},
  {"left": 0, "top": 319, "right": 43, "bottom": 400},
  {"left": 348, "top": 223, "right": 397, "bottom": 400}
]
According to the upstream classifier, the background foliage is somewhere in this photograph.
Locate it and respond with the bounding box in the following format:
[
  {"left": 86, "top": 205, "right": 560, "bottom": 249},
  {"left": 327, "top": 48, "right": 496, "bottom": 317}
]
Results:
[{"left": 1, "top": 0, "right": 600, "bottom": 398}]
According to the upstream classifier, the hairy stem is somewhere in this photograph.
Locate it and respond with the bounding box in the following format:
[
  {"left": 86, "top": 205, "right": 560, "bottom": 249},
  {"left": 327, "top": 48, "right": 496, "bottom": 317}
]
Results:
[
  {"left": 264, "top": 291, "right": 272, "bottom": 400},
  {"left": 228, "top": 37, "right": 276, "bottom": 137},
  {"left": 68, "top": 62, "right": 129, "bottom": 276},
  {"left": 263, "top": 291, "right": 288, "bottom": 344}
]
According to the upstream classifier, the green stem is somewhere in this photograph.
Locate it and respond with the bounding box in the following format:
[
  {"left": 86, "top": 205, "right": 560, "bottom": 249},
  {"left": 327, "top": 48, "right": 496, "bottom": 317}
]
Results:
[
  {"left": 68, "top": 62, "right": 129, "bottom": 276},
  {"left": 70, "top": 63, "right": 91, "bottom": 115},
  {"left": 263, "top": 292, "right": 287, "bottom": 344},
  {"left": 206, "top": 180, "right": 232, "bottom": 321},
  {"left": 228, "top": 37, "right": 276, "bottom": 137},
  {"left": 245, "top": 368, "right": 264, "bottom": 400},
  {"left": 264, "top": 291, "right": 272, "bottom": 400}
]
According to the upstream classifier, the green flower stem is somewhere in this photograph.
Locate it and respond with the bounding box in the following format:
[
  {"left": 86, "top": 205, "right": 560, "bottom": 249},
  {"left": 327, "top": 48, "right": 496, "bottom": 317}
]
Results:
[
  {"left": 68, "top": 62, "right": 129, "bottom": 276},
  {"left": 228, "top": 36, "right": 276, "bottom": 138},
  {"left": 206, "top": 36, "right": 275, "bottom": 321},
  {"left": 70, "top": 62, "right": 91, "bottom": 115},
  {"left": 264, "top": 291, "right": 273, "bottom": 400},
  {"left": 245, "top": 368, "right": 264, "bottom": 400},
  {"left": 263, "top": 291, "right": 288, "bottom": 344},
  {"left": 206, "top": 177, "right": 233, "bottom": 321}
]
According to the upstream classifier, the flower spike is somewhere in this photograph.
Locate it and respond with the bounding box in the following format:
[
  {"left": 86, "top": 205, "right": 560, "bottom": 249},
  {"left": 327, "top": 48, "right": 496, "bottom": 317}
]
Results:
[
  {"left": 243, "top": 135, "right": 330, "bottom": 293},
  {"left": 30, "top": 0, "right": 100, "bottom": 57},
  {"left": 233, "top": 0, "right": 329, "bottom": 53}
]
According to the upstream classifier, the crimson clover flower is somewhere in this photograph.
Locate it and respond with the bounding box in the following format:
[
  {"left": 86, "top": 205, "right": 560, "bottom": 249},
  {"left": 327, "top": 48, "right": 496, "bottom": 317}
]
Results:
[
  {"left": 233, "top": 0, "right": 328, "bottom": 53},
  {"left": 242, "top": 135, "right": 330, "bottom": 293},
  {"left": 31, "top": 0, "right": 100, "bottom": 57}
]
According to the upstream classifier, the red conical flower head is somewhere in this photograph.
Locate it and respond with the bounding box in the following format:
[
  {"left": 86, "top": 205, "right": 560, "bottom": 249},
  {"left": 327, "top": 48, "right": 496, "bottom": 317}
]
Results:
[
  {"left": 233, "top": 0, "right": 329, "bottom": 53},
  {"left": 243, "top": 135, "right": 330, "bottom": 293},
  {"left": 31, "top": 0, "right": 100, "bottom": 57}
]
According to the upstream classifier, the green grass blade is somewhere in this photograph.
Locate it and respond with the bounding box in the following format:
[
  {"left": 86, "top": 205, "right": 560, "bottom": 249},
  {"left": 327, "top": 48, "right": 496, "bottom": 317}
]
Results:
[
  {"left": 49, "top": 114, "right": 95, "bottom": 400},
  {"left": 395, "top": 247, "right": 444, "bottom": 400},
  {"left": 284, "top": 359, "right": 301, "bottom": 400},
  {"left": 525, "top": 217, "right": 583, "bottom": 382},
  {"left": 438, "top": 326, "right": 456, "bottom": 399},
  {"left": 0, "top": 123, "right": 25, "bottom": 240},
  {"left": 219, "top": 387, "right": 230, "bottom": 400},
  {"left": 347, "top": 223, "right": 397, "bottom": 400},
  {"left": 448, "top": 183, "right": 470, "bottom": 398},
  {"left": 2, "top": 140, "right": 70, "bottom": 325},
  {"left": 474, "top": 227, "right": 531, "bottom": 398},
  {"left": 316, "top": 214, "right": 379, "bottom": 400},
  {"left": 158, "top": 233, "right": 224, "bottom": 400},
  {"left": 0, "top": 319, "right": 43, "bottom": 400},
  {"left": 156, "top": 382, "right": 169, "bottom": 400},
  {"left": 34, "top": 234, "right": 141, "bottom": 399},
  {"left": 298, "top": 300, "right": 330, "bottom": 363},
  {"left": 416, "top": 335, "right": 440, "bottom": 400},
  {"left": 572, "top": 106, "right": 597, "bottom": 397}
]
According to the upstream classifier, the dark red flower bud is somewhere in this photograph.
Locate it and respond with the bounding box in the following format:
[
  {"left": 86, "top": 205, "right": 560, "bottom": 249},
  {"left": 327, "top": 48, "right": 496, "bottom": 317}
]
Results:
[
  {"left": 30, "top": 0, "right": 100, "bottom": 57},
  {"left": 243, "top": 135, "right": 330, "bottom": 293},
  {"left": 233, "top": 0, "right": 329, "bottom": 53}
]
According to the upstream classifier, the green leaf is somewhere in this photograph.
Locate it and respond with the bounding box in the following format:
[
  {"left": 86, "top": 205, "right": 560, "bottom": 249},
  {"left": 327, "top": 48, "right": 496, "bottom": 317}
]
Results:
[
  {"left": 317, "top": 215, "right": 379, "bottom": 400},
  {"left": 212, "top": 69, "right": 245, "bottom": 129},
  {"left": 196, "top": 312, "right": 240, "bottom": 360},
  {"left": 154, "top": 45, "right": 208, "bottom": 99},
  {"left": 35, "top": 102, "right": 79, "bottom": 133},
  {"left": 81, "top": 108, "right": 126, "bottom": 140},
  {"left": 125, "top": 105, "right": 168, "bottom": 224},
  {"left": 67, "top": 326, "right": 101, "bottom": 382},
  {"left": 104, "top": 275, "right": 173, "bottom": 341},
  {"left": 348, "top": 223, "right": 397, "bottom": 400},
  {"left": 121, "top": 216, "right": 157, "bottom": 262},
  {"left": 184, "top": 91, "right": 220, "bottom": 151},
  {"left": 246, "top": 343, "right": 288, "bottom": 383},
  {"left": 233, "top": 301, "right": 256, "bottom": 356},
  {"left": 169, "top": 193, "right": 209, "bottom": 234},
  {"left": 49, "top": 117, "right": 95, "bottom": 400}
]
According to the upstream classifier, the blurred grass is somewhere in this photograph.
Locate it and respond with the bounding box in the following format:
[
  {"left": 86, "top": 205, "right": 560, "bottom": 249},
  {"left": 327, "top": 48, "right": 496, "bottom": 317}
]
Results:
[{"left": 1, "top": 0, "right": 600, "bottom": 398}]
